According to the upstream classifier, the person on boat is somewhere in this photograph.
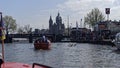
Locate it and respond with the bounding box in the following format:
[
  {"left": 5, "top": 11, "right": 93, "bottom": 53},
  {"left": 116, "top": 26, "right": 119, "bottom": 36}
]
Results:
[
  {"left": 42, "top": 35, "right": 48, "bottom": 42},
  {"left": 42, "top": 36, "right": 50, "bottom": 44},
  {"left": 43, "top": 35, "right": 46, "bottom": 42}
]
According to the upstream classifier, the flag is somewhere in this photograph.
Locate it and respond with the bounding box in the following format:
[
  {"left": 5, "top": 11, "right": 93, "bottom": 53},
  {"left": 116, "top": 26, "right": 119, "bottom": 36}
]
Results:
[{"left": 0, "top": 13, "right": 5, "bottom": 40}]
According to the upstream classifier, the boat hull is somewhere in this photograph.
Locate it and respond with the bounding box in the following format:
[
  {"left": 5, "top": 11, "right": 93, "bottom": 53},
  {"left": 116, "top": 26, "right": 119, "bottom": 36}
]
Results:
[
  {"left": 1, "top": 62, "right": 47, "bottom": 68},
  {"left": 34, "top": 43, "right": 50, "bottom": 50}
]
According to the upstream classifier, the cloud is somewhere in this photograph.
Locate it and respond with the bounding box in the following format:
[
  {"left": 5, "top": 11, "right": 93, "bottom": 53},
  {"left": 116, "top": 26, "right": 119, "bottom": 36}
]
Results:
[
  {"left": 56, "top": 0, "right": 120, "bottom": 27},
  {"left": 26, "top": 0, "right": 120, "bottom": 29},
  {"left": 113, "top": 0, "right": 120, "bottom": 6},
  {"left": 57, "top": 0, "right": 116, "bottom": 14}
]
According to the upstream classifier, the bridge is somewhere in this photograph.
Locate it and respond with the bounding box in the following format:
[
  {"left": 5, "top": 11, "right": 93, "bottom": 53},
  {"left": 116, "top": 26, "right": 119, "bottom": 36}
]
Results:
[{"left": 5, "top": 34, "right": 70, "bottom": 43}]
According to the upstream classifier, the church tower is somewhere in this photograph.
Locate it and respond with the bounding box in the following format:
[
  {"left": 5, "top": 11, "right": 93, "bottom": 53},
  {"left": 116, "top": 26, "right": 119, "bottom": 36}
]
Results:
[
  {"left": 49, "top": 16, "right": 53, "bottom": 34},
  {"left": 48, "top": 13, "right": 65, "bottom": 35},
  {"left": 56, "top": 12, "right": 62, "bottom": 34},
  {"left": 56, "top": 12, "right": 62, "bottom": 25}
]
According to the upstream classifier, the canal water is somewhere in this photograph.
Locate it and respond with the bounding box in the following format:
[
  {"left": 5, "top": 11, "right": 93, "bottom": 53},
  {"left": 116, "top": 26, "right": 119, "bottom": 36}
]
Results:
[{"left": 0, "top": 42, "right": 120, "bottom": 68}]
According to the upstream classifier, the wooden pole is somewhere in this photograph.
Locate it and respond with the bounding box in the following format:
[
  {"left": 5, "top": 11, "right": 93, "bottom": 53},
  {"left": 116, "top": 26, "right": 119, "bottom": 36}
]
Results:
[
  {"left": 1, "top": 40, "right": 4, "bottom": 61},
  {"left": 107, "top": 14, "right": 109, "bottom": 21}
]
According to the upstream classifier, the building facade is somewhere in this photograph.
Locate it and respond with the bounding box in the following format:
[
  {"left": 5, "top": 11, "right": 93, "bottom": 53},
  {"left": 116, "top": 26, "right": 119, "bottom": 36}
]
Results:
[
  {"left": 49, "top": 13, "right": 65, "bottom": 35},
  {"left": 94, "top": 21, "right": 120, "bottom": 34},
  {"left": 94, "top": 20, "right": 120, "bottom": 39}
]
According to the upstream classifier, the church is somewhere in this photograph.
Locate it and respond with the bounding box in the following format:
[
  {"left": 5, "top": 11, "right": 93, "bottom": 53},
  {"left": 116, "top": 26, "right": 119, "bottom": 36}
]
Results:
[{"left": 49, "top": 13, "right": 65, "bottom": 35}]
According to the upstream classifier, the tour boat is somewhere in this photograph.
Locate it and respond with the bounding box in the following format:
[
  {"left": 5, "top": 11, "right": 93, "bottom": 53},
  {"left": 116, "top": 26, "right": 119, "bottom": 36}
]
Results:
[
  {"left": 112, "top": 32, "right": 120, "bottom": 49},
  {"left": 34, "top": 38, "right": 51, "bottom": 50}
]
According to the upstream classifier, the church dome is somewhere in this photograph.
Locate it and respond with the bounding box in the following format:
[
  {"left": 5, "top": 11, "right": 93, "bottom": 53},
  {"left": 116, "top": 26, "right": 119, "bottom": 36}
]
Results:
[{"left": 56, "top": 12, "right": 62, "bottom": 22}]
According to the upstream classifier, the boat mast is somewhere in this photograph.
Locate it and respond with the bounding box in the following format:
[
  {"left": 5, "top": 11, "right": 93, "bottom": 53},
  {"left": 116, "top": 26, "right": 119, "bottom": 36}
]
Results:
[{"left": 67, "top": 15, "right": 69, "bottom": 36}]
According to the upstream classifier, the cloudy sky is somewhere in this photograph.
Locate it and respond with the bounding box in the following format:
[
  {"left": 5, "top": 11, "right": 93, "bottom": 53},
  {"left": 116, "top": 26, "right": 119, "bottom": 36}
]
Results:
[{"left": 0, "top": 0, "right": 120, "bottom": 30}]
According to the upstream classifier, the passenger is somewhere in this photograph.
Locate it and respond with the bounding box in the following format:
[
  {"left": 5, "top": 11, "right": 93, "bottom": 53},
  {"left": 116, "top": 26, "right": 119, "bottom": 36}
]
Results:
[
  {"left": 42, "top": 36, "right": 49, "bottom": 45},
  {"left": 45, "top": 38, "right": 48, "bottom": 43},
  {"left": 39, "top": 38, "right": 42, "bottom": 43},
  {"left": 42, "top": 36, "right": 46, "bottom": 42},
  {"left": 47, "top": 39, "right": 50, "bottom": 44}
]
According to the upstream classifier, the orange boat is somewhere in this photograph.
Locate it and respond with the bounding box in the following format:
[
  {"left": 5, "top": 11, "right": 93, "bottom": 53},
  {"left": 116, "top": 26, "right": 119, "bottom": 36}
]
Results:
[
  {"left": 1, "top": 62, "right": 52, "bottom": 68},
  {"left": 34, "top": 38, "right": 51, "bottom": 50}
]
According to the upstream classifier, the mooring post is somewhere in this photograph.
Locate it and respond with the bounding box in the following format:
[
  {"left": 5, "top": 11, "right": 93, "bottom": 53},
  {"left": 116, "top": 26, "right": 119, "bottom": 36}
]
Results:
[{"left": 29, "top": 33, "right": 33, "bottom": 43}]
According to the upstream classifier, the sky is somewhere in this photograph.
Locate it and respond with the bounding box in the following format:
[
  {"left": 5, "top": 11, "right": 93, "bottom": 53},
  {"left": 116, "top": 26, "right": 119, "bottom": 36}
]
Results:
[{"left": 0, "top": 0, "right": 120, "bottom": 30}]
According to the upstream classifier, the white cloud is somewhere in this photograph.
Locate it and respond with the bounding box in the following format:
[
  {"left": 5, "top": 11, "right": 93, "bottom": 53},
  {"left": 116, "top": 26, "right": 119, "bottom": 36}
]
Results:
[
  {"left": 56, "top": 0, "right": 120, "bottom": 27},
  {"left": 113, "top": 0, "right": 120, "bottom": 6},
  {"left": 58, "top": 0, "right": 114, "bottom": 11}
]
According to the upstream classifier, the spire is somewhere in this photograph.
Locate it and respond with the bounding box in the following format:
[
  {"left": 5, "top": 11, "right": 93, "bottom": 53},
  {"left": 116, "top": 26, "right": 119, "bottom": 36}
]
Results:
[
  {"left": 50, "top": 15, "right": 52, "bottom": 20},
  {"left": 58, "top": 12, "right": 60, "bottom": 16},
  {"left": 49, "top": 15, "right": 53, "bottom": 27},
  {"left": 49, "top": 15, "right": 53, "bottom": 22}
]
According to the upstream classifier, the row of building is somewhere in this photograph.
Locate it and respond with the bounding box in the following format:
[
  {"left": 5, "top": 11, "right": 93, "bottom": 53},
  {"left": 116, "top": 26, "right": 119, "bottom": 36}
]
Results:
[
  {"left": 70, "top": 20, "right": 120, "bottom": 41},
  {"left": 34, "top": 12, "right": 120, "bottom": 41}
]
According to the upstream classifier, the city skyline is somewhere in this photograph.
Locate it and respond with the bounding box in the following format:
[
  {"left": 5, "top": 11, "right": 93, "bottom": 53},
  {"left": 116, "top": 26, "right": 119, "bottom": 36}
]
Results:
[{"left": 0, "top": 0, "right": 120, "bottom": 30}]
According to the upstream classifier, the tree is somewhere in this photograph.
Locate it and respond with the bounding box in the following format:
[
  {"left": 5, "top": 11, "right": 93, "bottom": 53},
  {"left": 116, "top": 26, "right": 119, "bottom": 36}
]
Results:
[
  {"left": 3, "top": 16, "right": 17, "bottom": 34},
  {"left": 17, "top": 24, "right": 32, "bottom": 34},
  {"left": 17, "top": 26, "right": 24, "bottom": 34},
  {"left": 24, "top": 24, "right": 32, "bottom": 34},
  {"left": 84, "top": 8, "right": 105, "bottom": 28}
]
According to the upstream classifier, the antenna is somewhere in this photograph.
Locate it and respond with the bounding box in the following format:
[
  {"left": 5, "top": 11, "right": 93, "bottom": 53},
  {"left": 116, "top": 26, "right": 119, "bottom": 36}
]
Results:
[
  {"left": 80, "top": 19, "right": 82, "bottom": 28},
  {"left": 67, "top": 15, "right": 69, "bottom": 36}
]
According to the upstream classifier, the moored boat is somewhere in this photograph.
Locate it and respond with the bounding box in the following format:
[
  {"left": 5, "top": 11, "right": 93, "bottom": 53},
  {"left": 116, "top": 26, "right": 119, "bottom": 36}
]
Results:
[
  {"left": 112, "top": 32, "right": 120, "bottom": 49},
  {"left": 34, "top": 37, "right": 51, "bottom": 50}
]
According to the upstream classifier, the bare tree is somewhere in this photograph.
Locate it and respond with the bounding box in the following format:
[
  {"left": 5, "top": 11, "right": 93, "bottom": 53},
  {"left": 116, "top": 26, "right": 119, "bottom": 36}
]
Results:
[
  {"left": 17, "top": 26, "right": 24, "bottom": 34},
  {"left": 17, "top": 24, "right": 32, "bottom": 34},
  {"left": 24, "top": 24, "right": 32, "bottom": 34}
]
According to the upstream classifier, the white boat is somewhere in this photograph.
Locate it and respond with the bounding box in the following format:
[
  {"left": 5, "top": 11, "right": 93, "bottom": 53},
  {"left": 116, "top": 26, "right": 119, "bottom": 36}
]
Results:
[{"left": 112, "top": 32, "right": 120, "bottom": 49}]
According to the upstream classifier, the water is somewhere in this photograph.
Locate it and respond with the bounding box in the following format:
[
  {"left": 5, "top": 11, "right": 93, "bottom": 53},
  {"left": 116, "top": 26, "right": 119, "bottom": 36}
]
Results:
[{"left": 0, "top": 42, "right": 120, "bottom": 68}]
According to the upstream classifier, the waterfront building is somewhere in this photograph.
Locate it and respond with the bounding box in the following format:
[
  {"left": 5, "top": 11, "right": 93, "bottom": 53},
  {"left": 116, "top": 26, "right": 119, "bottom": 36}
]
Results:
[
  {"left": 94, "top": 20, "right": 120, "bottom": 39},
  {"left": 70, "top": 27, "right": 91, "bottom": 41},
  {"left": 49, "top": 13, "right": 65, "bottom": 35},
  {"left": 94, "top": 21, "right": 120, "bottom": 34}
]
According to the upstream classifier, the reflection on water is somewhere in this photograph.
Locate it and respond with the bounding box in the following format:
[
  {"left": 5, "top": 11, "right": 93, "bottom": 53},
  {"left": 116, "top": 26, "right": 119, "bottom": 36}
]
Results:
[{"left": 0, "top": 42, "right": 120, "bottom": 68}]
